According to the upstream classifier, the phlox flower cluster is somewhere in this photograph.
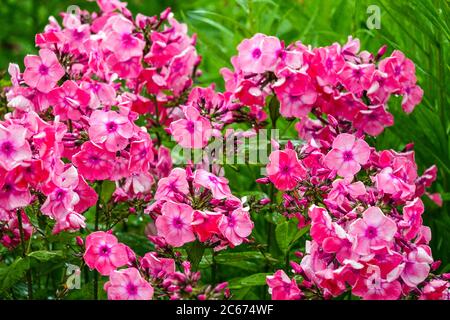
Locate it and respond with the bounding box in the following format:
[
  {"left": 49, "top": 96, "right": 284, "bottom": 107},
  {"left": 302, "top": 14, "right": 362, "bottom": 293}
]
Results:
[
  {"left": 1, "top": 1, "right": 199, "bottom": 234},
  {"left": 221, "top": 33, "right": 422, "bottom": 138},
  {"left": 83, "top": 230, "right": 228, "bottom": 300},
  {"left": 146, "top": 166, "right": 254, "bottom": 250},
  {"left": 263, "top": 119, "right": 447, "bottom": 300}
]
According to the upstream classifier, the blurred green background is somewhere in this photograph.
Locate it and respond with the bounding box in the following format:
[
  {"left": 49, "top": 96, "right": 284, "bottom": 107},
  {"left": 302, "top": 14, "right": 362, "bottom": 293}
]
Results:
[{"left": 1, "top": 0, "right": 449, "bottom": 276}]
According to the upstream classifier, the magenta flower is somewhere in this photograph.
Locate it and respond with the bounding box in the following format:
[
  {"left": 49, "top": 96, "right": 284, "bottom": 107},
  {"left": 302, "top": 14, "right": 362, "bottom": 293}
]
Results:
[
  {"left": 23, "top": 49, "right": 65, "bottom": 93},
  {"left": 48, "top": 80, "right": 90, "bottom": 121},
  {"left": 218, "top": 209, "right": 253, "bottom": 246},
  {"left": 72, "top": 142, "right": 116, "bottom": 181},
  {"left": 193, "top": 169, "right": 232, "bottom": 200},
  {"left": 274, "top": 72, "right": 317, "bottom": 119},
  {"left": 169, "top": 106, "right": 212, "bottom": 149},
  {"left": 349, "top": 207, "right": 397, "bottom": 255},
  {"left": 0, "top": 170, "right": 32, "bottom": 210},
  {"left": 88, "top": 110, "right": 134, "bottom": 152},
  {"left": 141, "top": 252, "right": 175, "bottom": 279},
  {"left": 354, "top": 105, "right": 394, "bottom": 136},
  {"left": 104, "top": 268, "right": 154, "bottom": 300},
  {"left": 266, "top": 270, "right": 302, "bottom": 300},
  {"left": 338, "top": 62, "right": 375, "bottom": 95},
  {"left": 324, "top": 133, "right": 370, "bottom": 178},
  {"left": 266, "top": 149, "right": 306, "bottom": 191},
  {"left": 155, "top": 201, "right": 195, "bottom": 247},
  {"left": 84, "top": 231, "right": 131, "bottom": 276},
  {"left": 0, "top": 124, "right": 32, "bottom": 171}
]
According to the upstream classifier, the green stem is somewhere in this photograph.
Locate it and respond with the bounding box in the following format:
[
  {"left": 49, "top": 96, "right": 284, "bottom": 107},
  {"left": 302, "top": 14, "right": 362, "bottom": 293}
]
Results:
[
  {"left": 211, "top": 251, "right": 218, "bottom": 284},
  {"left": 17, "top": 211, "right": 33, "bottom": 300},
  {"left": 93, "top": 182, "right": 103, "bottom": 300}
]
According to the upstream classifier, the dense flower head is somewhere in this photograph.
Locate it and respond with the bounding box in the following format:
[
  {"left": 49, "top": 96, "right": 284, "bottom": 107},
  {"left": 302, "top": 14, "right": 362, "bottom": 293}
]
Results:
[
  {"left": 147, "top": 166, "right": 253, "bottom": 250},
  {"left": 263, "top": 128, "right": 446, "bottom": 300},
  {"left": 224, "top": 34, "right": 423, "bottom": 138}
]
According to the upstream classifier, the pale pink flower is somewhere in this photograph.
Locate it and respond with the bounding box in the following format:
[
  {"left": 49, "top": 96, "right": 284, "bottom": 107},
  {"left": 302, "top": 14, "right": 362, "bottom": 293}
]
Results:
[
  {"left": 324, "top": 133, "right": 370, "bottom": 178},
  {"left": 0, "top": 124, "right": 32, "bottom": 171},
  {"left": 349, "top": 207, "right": 397, "bottom": 255},
  {"left": 23, "top": 49, "right": 65, "bottom": 93},
  {"left": 88, "top": 110, "right": 134, "bottom": 152},
  {"left": 193, "top": 169, "right": 232, "bottom": 200},
  {"left": 266, "top": 149, "right": 307, "bottom": 191},
  {"left": 218, "top": 208, "right": 253, "bottom": 246},
  {"left": 169, "top": 106, "right": 212, "bottom": 149},
  {"left": 401, "top": 247, "right": 433, "bottom": 287},
  {"left": 104, "top": 15, "right": 146, "bottom": 62},
  {"left": 401, "top": 85, "right": 423, "bottom": 114},
  {"left": 41, "top": 166, "right": 80, "bottom": 218},
  {"left": 155, "top": 201, "right": 195, "bottom": 247},
  {"left": 104, "top": 268, "right": 154, "bottom": 300},
  {"left": 84, "top": 231, "right": 131, "bottom": 276},
  {"left": 155, "top": 168, "right": 189, "bottom": 201},
  {"left": 237, "top": 33, "right": 282, "bottom": 73},
  {"left": 267, "top": 270, "right": 302, "bottom": 300},
  {"left": 327, "top": 178, "right": 366, "bottom": 206}
]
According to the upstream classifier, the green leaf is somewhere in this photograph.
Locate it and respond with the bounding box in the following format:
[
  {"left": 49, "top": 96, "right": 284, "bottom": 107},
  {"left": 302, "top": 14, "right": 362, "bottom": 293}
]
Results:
[
  {"left": 276, "top": 220, "right": 310, "bottom": 254},
  {"left": 228, "top": 273, "right": 271, "bottom": 289},
  {"left": 0, "top": 257, "right": 30, "bottom": 293},
  {"left": 28, "top": 250, "right": 63, "bottom": 262},
  {"left": 185, "top": 241, "right": 206, "bottom": 271},
  {"left": 100, "top": 181, "right": 116, "bottom": 204},
  {"left": 275, "top": 221, "right": 290, "bottom": 254}
]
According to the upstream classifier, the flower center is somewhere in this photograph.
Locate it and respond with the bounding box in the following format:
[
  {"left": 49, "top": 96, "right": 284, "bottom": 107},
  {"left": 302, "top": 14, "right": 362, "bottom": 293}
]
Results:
[
  {"left": 39, "top": 64, "right": 49, "bottom": 75},
  {"left": 280, "top": 165, "right": 291, "bottom": 174},
  {"left": 55, "top": 189, "right": 66, "bottom": 201},
  {"left": 99, "top": 245, "right": 111, "bottom": 256},
  {"left": 252, "top": 48, "right": 262, "bottom": 59},
  {"left": 185, "top": 121, "right": 195, "bottom": 134},
  {"left": 208, "top": 175, "right": 218, "bottom": 184},
  {"left": 172, "top": 217, "right": 184, "bottom": 229},
  {"left": 0, "top": 141, "right": 14, "bottom": 156},
  {"left": 343, "top": 151, "right": 353, "bottom": 161},
  {"left": 106, "top": 121, "right": 118, "bottom": 132},
  {"left": 126, "top": 283, "right": 138, "bottom": 295},
  {"left": 365, "top": 226, "right": 378, "bottom": 239},
  {"left": 352, "top": 68, "right": 363, "bottom": 78},
  {"left": 227, "top": 215, "right": 236, "bottom": 228},
  {"left": 88, "top": 154, "right": 101, "bottom": 164},
  {"left": 2, "top": 183, "right": 12, "bottom": 192}
]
